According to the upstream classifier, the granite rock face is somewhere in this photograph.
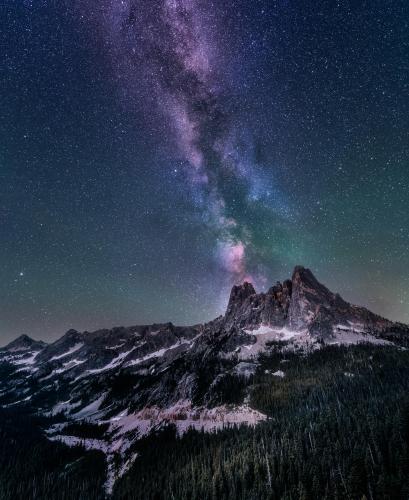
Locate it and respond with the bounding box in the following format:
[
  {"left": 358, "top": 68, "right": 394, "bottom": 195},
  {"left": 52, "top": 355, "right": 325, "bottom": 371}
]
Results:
[
  {"left": 287, "top": 266, "right": 397, "bottom": 339},
  {"left": 223, "top": 278, "right": 292, "bottom": 331},
  {"left": 221, "top": 266, "right": 401, "bottom": 341}
]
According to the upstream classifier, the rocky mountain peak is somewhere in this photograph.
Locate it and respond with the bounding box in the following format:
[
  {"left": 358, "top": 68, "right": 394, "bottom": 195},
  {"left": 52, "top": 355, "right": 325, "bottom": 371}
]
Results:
[
  {"left": 1, "top": 334, "right": 46, "bottom": 352},
  {"left": 222, "top": 265, "right": 381, "bottom": 336},
  {"left": 1, "top": 264, "right": 408, "bottom": 493},
  {"left": 289, "top": 266, "right": 338, "bottom": 331},
  {"left": 223, "top": 275, "right": 293, "bottom": 331},
  {"left": 226, "top": 282, "right": 256, "bottom": 314},
  {"left": 291, "top": 266, "right": 334, "bottom": 300},
  {"left": 224, "top": 266, "right": 331, "bottom": 325}
]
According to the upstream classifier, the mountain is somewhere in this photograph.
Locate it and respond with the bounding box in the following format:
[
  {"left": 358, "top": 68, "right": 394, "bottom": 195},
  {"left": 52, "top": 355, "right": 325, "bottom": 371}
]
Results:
[
  {"left": 1, "top": 265, "right": 409, "bottom": 498},
  {"left": 0, "top": 333, "right": 46, "bottom": 352},
  {"left": 223, "top": 266, "right": 402, "bottom": 339}
]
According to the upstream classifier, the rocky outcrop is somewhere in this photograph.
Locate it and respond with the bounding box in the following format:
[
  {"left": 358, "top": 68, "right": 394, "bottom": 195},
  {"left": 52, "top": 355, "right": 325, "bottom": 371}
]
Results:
[
  {"left": 221, "top": 265, "right": 398, "bottom": 342},
  {"left": 223, "top": 278, "right": 292, "bottom": 331}
]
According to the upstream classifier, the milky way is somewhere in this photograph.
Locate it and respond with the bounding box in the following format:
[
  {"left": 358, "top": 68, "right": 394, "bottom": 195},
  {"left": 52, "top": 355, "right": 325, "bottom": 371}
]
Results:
[
  {"left": 99, "top": 0, "right": 286, "bottom": 286},
  {"left": 2, "top": 0, "right": 408, "bottom": 342}
]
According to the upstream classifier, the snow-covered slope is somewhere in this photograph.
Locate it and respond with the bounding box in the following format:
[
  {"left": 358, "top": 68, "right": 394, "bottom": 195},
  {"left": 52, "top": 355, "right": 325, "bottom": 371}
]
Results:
[{"left": 1, "top": 265, "right": 408, "bottom": 493}]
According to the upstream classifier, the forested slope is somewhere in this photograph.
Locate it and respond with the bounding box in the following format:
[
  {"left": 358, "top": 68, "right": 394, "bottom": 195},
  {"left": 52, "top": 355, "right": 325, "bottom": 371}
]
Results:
[
  {"left": 0, "top": 409, "right": 106, "bottom": 500},
  {"left": 113, "top": 344, "right": 409, "bottom": 500},
  {"left": 1, "top": 344, "right": 409, "bottom": 499}
]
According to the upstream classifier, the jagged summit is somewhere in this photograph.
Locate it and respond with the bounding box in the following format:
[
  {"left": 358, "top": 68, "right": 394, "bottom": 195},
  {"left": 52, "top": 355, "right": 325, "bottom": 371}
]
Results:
[
  {"left": 2, "top": 265, "right": 407, "bottom": 355},
  {"left": 0, "top": 264, "right": 408, "bottom": 492},
  {"left": 221, "top": 265, "right": 408, "bottom": 342},
  {"left": 225, "top": 281, "right": 256, "bottom": 316},
  {"left": 224, "top": 265, "right": 336, "bottom": 333}
]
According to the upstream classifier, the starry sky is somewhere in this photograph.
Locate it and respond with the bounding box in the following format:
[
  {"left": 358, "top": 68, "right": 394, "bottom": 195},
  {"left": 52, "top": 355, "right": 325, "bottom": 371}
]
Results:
[{"left": 1, "top": 0, "right": 408, "bottom": 343}]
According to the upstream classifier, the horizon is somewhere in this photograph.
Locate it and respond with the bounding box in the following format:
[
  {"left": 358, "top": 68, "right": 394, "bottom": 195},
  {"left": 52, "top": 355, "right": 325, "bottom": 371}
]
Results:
[
  {"left": 2, "top": 1, "right": 408, "bottom": 344},
  {"left": 2, "top": 263, "right": 406, "bottom": 346}
]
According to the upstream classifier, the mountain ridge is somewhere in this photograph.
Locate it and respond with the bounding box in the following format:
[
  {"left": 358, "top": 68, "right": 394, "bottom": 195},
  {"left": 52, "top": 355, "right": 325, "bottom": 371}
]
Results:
[
  {"left": 1, "top": 265, "right": 408, "bottom": 493},
  {"left": 1, "top": 265, "right": 405, "bottom": 350}
]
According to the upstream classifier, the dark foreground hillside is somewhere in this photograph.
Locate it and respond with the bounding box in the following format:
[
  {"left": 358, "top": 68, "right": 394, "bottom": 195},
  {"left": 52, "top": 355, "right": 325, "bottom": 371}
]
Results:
[
  {"left": 112, "top": 344, "right": 409, "bottom": 500},
  {"left": 2, "top": 344, "right": 409, "bottom": 500},
  {"left": 0, "top": 408, "right": 106, "bottom": 500}
]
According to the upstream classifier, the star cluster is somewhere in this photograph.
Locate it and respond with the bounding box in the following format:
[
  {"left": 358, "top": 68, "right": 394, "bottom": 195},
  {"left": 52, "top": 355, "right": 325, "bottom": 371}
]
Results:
[{"left": 1, "top": 0, "right": 408, "bottom": 342}]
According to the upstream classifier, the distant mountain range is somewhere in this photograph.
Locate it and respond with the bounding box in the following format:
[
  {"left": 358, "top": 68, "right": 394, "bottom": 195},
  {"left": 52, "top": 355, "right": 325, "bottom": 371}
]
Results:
[{"left": 1, "top": 265, "right": 408, "bottom": 496}]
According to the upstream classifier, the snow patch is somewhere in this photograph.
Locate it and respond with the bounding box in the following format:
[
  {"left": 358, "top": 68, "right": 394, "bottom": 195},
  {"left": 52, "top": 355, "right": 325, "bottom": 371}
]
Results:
[
  {"left": 48, "top": 433, "right": 130, "bottom": 494},
  {"left": 50, "top": 343, "right": 84, "bottom": 361},
  {"left": 330, "top": 328, "right": 392, "bottom": 346},
  {"left": 47, "top": 399, "right": 82, "bottom": 416},
  {"left": 3, "top": 395, "right": 32, "bottom": 407},
  {"left": 239, "top": 325, "right": 307, "bottom": 359},
  {"left": 105, "top": 343, "right": 126, "bottom": 350},
  {"left": 233, "top": 362, "right": 257, "bottom": 378},
  {"left": 72, "top": 393, "right": 107, "bottom": 420},
  {"left": 3, "top": 350, "right": 40, "bottom": 366},
  {"left": 124, "top": 339, "right": 194, "bottom": 368},
  {"left": 85, "top": 347, "right": 139, "bottom": 375},
  {"left": 335, "top": 322, "right": 365, "bottom": 334},
  {"left": 54, "top": 358, "right": 86, "bottom": 374},
  {"left": 108, "top": 400, "right": 267, "bottom": 438},
  {"left": 47, "top": 399, "right": 266, "bottom": 495}
]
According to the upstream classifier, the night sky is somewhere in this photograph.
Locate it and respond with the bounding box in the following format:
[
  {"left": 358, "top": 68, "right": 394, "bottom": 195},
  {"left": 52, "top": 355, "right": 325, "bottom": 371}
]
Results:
[{"left": 1, "top": 0, "right": 408, "bottom": 343}]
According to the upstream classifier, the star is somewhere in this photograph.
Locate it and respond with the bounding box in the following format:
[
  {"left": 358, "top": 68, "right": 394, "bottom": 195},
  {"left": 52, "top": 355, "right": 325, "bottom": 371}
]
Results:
[{"left": 1, "top": 0, "right": 408, "bottom": 343}]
